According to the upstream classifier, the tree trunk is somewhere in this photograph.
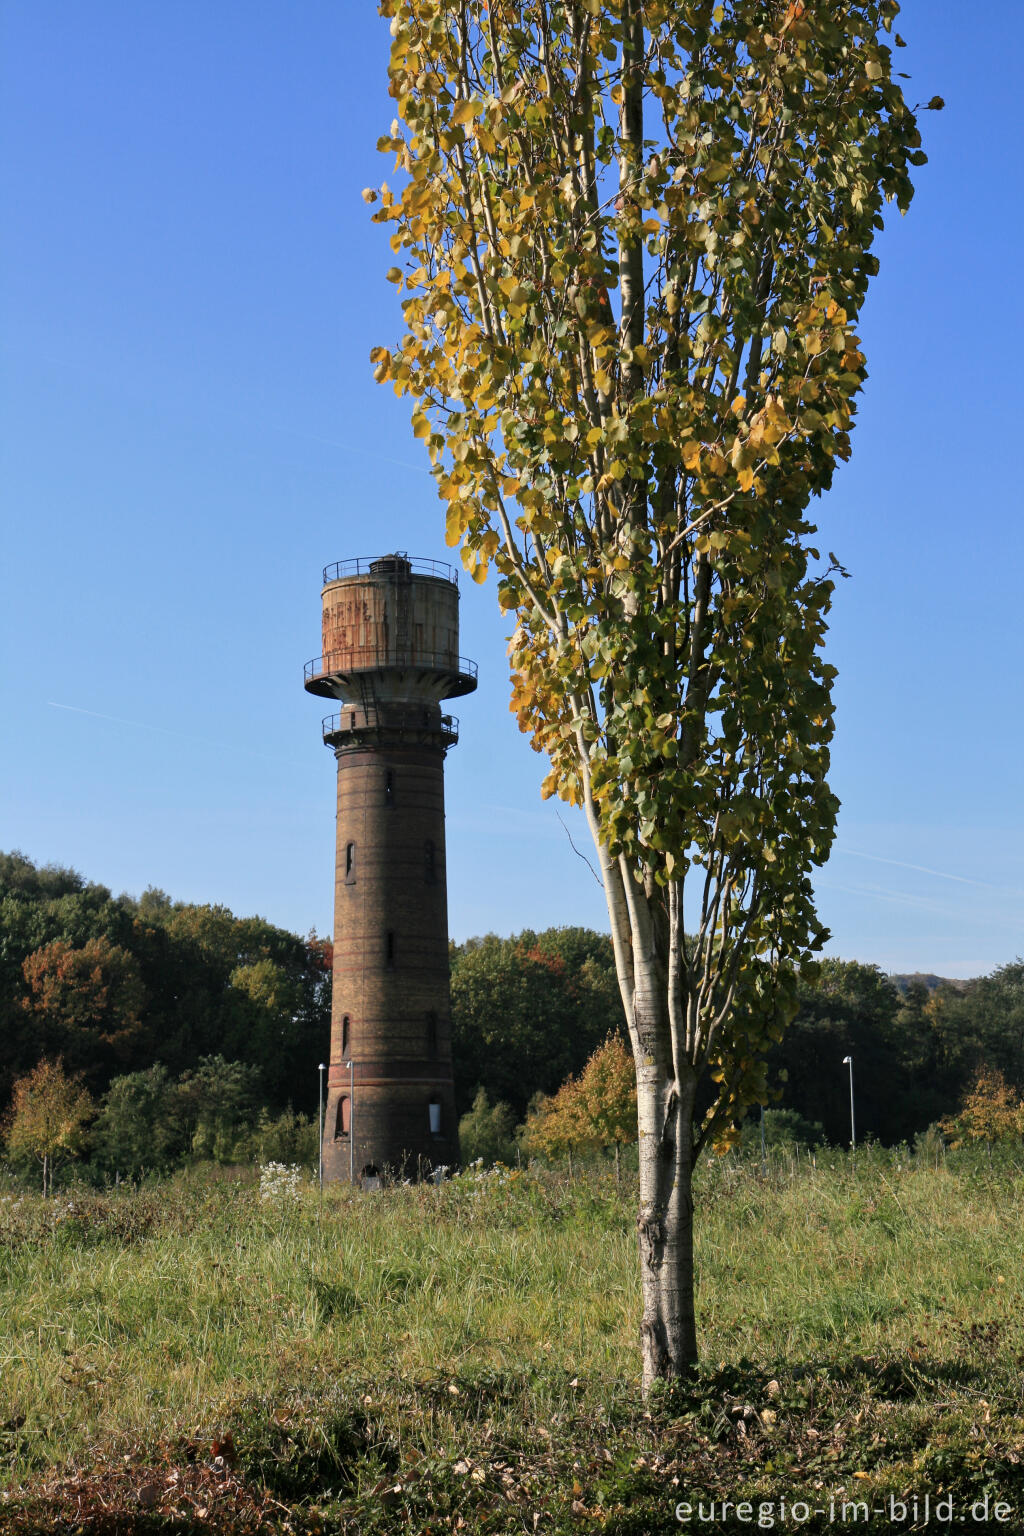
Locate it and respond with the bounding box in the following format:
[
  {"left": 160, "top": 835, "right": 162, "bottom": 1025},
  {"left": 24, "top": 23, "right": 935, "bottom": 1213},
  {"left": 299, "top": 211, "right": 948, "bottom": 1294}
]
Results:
[
  {"left": 636, "top": 1073, "right": 698, "bottom": 1391},
  {"left": 614, "top": 1140, "right": 621, "bottom": 1184},
  {"left": 42, "top": 1153, "right": 48, "bottom": 1198}
]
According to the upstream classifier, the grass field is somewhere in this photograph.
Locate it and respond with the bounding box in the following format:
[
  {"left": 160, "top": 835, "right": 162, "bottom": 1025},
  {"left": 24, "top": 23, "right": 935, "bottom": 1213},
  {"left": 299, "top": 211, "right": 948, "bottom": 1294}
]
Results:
[{"left": 1, "top": 1149, "right": 1023, "bottom": 1533}]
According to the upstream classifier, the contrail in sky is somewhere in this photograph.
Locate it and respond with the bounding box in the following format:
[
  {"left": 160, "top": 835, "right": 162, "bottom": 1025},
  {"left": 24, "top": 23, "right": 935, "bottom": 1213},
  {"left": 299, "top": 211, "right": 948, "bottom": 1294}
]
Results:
[
  {"left": 46, "top": 702, "right": 306, "bottom": 767},
  {"left": 49, "top": 701, "right": 206, "bottom": 738},
  {"left": 835, "top": 847, "right": 1013, "bottom": 893}
]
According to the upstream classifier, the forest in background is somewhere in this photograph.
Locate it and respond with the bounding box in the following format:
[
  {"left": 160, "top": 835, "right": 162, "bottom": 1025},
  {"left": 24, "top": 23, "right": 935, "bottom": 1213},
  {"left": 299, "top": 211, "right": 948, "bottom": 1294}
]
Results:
[{"left": 2, "top": 850, "right": 1022, "bottom": 1172}]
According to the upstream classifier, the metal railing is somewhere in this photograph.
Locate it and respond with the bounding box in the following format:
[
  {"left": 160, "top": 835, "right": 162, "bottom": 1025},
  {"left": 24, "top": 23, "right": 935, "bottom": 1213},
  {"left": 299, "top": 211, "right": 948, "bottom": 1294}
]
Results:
[
  {"left": 304, "top": 651, "right": 478, "bottom": 685},
  {"left": 321, "top": 555, "right": 458, "bottom": 586},
  {"left": 322, "top": 712, "right": 459, "bottom": 742}
]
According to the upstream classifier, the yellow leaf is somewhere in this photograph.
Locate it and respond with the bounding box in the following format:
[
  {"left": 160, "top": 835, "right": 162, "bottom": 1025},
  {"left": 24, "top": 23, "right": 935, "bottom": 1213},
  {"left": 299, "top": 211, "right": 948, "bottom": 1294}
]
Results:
[
  {"left": 540, "top": 770, "right": 560, "bottom": 800},
  {"left": 737, "top": 467, "right": 755, "bottom": 492},
  {"left": 594, "top": 369, "right": 612, "bottom": 393},
  {"left": 451, "top": 99, "right": 478, "bottom": 125},
  {"left": 445, "top": 503, "right": 468, "bottom": 547},
  {"left": 682, "top": 441, "right": 701, "bottom": 470}
]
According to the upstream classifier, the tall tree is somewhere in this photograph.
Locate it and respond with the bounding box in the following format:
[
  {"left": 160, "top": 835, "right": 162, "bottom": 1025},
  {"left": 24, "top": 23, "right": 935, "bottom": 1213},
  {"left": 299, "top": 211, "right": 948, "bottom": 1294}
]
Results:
[
  {"left": 457, "top": 1087, "right": 520, "bottom": 1164},
  {"left": 372, "top": 0, "right": 928, "bottom": 1384},
  {"left": 522, "top": 1077, "right": 588, "bottom": 1174},
  {"left": 21, "top": 936, "right": 148, "bottom": 1083},
  {"left": 450, "top": 927, "right": 622, "bottom": 1115},
  {"left": 940, "top": 1066, "right": 1024, "bottom": 1148},
  {"left": 768, "top": 959, "right": 910, "bottom": 1142},
  {"left": 4, "top": 1058, "right": 94, "bottom": 1195},
  {"left": 574, "top": 1032, "right": 638, "bottom": 1180},
  {"left": 92, "top": 1064, "right": 185, "bottom": 1176}
]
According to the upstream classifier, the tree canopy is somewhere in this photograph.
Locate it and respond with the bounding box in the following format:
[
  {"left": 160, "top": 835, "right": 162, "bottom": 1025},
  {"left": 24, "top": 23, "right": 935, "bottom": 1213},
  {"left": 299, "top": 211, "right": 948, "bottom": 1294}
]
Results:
[
  {"left": 450, "top": 926, "right": 623, "bottom": 1116},
  {"left": 0, "top": 851, "right": 331, "bottom": 1117}
]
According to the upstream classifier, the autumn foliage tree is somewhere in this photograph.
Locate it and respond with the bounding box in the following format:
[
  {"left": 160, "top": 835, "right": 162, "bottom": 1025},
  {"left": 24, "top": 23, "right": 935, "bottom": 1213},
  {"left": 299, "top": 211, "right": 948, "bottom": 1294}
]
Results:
[
  {"left": 21, "top": 936, "right": 147, "bottom": 1082},
  {"left": 4, "top": 1058, "right": 94, "bottom": 1195},
  {"left": 575, "top": 1033, "right": 638, "bottom": 1180},
  {"left": 940, "top": 1067, "right": 1024, "bottom": 1149},
  {"left": 526, "top": 1034, "right": 637, "bottom": 1177},
  {"left": 523, "top": 1078, "right": 587, "bottom": 1174},
  {"left": 371, "top": 0, "right": 927, "bottom": 1386}
]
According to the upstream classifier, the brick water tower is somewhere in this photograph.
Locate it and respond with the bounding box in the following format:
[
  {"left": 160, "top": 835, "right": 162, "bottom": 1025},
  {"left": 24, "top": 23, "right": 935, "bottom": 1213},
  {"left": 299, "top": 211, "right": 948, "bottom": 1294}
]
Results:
[{"left": 304, "top": 554, "right": 476, "bottom": 1182}]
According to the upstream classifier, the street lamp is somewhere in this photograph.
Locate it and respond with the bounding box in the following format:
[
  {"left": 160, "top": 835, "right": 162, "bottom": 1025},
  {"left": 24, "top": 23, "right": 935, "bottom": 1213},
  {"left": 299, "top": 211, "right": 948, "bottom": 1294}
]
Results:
[
  {"left": 345, "top": 1059, "right": 354, "bottom": 1185},
  {"left": 318, "top": 1063, "right": 326, "bottom": 1191},
  {"left": 842, "top": 1055, "right": 855, "bottom": 1149}
]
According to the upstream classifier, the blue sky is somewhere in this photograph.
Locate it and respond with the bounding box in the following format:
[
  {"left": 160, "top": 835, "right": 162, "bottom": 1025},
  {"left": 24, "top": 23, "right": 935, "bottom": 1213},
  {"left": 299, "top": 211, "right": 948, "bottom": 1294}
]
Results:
[{"left": 1, "top": 1, "right": 1021, "bottom": 978}]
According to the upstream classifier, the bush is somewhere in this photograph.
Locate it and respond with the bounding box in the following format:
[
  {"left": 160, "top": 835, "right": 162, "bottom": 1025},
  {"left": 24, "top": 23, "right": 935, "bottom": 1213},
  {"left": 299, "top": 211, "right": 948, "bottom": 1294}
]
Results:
[
  {"left": 457, "top": 1088, "right": 518, "bottom": 1166},
  {"left": 740, "top": 1107, "right": 825, "bottom": 1152}
]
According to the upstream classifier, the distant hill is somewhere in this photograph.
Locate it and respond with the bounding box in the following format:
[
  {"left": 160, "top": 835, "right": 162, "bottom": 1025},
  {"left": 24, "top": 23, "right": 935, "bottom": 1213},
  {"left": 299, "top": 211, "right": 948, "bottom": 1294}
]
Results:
[{"left": 890, "top": 972, "right": 972, "bottom": 995}]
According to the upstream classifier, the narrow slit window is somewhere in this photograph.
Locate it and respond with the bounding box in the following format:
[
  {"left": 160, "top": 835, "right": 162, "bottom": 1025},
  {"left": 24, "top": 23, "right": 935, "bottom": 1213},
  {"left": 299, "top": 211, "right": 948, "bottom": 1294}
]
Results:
[
  {"left": 426, "top": 1011, "right": 438, "bottom": 1055},
  {"left": 385, "top": 930, "right": 395, "bottom": 967},
  {"left": 385, "top": 770, "right": 394, "bottom": 805},
  {"left": 424, "top": 840, "right": 436, "bottom": 885},
  {"left": 335, "top": 1095, "right": 350, "bottom": 1138},
  {"left": 428, "top": 1100, "right": 442, "bottom": 1137},
  {"left": 344, "top": 842, "right": 356, "bottom": 885},
  {"left": 341, "top": 1015, "right": 350, "bottom": 1056}
]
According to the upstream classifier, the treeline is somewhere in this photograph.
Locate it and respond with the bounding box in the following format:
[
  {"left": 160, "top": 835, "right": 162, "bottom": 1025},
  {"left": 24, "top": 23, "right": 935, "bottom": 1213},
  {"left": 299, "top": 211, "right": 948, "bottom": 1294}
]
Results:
[
  {"left": 768, "top": 958, "right": 1024, "bottom": 1145},
  {"left": 3, "top": 851, "right": 1023, "bottom": 1167},
  {"left": 0, "top": 851, "right": 331, "bottom": 1121},
  {"left": 450, "top": 947, "right": 1024, "bottom": 1149}
]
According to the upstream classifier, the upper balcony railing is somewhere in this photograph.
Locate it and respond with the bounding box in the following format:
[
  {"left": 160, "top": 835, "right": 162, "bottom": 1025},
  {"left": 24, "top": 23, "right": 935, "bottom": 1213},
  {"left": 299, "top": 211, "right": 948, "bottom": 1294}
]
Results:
[
  {"left": 304, "top": 651, "right": 478, "bottom": 685},
  {"left": 321, "top": 555, "right": 459, "bottom": 587},
  {"left": 322, "top": 712, "right": 459, "bottom": 744}
]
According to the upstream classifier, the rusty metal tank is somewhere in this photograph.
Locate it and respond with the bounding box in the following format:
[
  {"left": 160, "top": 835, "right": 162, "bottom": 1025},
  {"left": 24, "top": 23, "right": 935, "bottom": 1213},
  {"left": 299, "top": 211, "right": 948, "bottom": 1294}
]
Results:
[{"left": 305, "top": 553, "right": 477, "bottom": 707}]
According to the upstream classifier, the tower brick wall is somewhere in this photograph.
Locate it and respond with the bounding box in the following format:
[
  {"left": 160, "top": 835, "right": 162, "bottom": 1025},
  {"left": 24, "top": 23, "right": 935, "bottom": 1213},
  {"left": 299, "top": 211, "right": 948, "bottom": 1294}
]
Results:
[{"left": 304, "top": 555, "right": 475, "bottom": 1182}]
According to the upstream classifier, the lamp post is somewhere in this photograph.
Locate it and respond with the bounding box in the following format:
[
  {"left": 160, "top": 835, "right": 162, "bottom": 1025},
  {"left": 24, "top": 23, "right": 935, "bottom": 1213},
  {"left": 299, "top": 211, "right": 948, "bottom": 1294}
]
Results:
[
  {"left": 318, "top": 1063, "right": 326, "bottom": 1191},
  {"left": 842, "top": 1055, "right": 856, "bottom": 1149},
  {"left": 345, "top": 1059, "right": 354, "bottom": 1185}
]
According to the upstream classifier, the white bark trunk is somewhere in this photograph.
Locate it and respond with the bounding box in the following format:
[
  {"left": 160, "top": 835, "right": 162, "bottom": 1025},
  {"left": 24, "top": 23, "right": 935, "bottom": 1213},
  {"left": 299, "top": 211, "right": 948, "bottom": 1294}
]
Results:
[{"left": 636, "top": 1051, "right": 698, "bottom": 1387}]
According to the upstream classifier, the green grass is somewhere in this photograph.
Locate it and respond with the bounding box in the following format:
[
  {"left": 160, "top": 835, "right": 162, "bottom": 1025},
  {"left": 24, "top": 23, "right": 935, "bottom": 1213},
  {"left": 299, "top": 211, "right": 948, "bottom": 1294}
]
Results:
[{"left": 1, "top": 1151, "right": 1023, "bottom": 1532}]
